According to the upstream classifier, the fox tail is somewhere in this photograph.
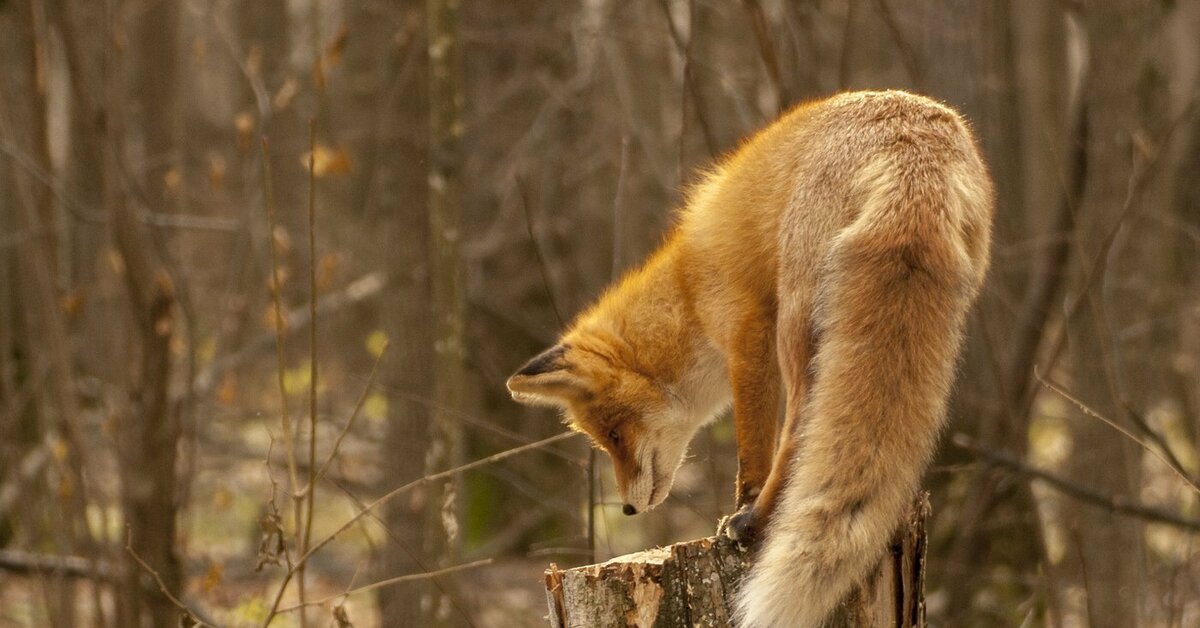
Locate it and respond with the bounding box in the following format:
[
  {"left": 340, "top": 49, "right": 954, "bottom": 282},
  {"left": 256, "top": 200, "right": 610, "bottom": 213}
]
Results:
[{"left": 735, "top": 149, "right": 990, "bottom": 627}]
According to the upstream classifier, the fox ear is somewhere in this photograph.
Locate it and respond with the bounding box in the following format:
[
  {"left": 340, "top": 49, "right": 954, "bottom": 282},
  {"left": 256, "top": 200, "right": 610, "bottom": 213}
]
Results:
[{"left": 507, "top": 345, "right": 590, "bottom": 407}]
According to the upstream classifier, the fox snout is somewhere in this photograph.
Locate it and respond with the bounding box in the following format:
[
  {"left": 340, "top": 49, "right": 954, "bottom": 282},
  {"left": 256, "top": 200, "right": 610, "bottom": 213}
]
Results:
[{"left": 612, "top": 446, "right": 669, "bottom": 516}]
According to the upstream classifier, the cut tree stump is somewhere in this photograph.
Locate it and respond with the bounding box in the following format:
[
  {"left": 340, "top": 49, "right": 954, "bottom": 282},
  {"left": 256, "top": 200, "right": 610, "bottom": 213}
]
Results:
[{"left": 544, "top": 493, "right": 930, "bottom": 628}]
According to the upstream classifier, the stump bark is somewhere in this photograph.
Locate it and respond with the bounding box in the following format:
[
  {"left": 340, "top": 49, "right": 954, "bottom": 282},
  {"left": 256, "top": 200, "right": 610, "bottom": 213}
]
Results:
[{"left": 544, "top": 494, "right": 930, "bottom": 628}]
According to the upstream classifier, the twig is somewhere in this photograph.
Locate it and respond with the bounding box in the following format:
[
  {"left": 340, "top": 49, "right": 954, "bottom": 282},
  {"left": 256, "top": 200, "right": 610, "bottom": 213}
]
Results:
[
  {"left": 326, "top": 478, "right": 477, "bottom": 626},
  {"left": 261, "top": 137, "right": 300, "bottom": 496},
  {"left": 953, "top": 435, "right": 1200, "bottom": 532},
  {"left": 0, "top": 549, "right": 118, "bottom": 580},
  {"left": 871, "top": 0, "right": 922, "bottom": 86},
  {"left": 1034, "top": 369, "right": 1200, "bottom": 495},
  {"left": 741, "top": 0, "right": 787, "bottom": 111},
  {"left": 261, "top": 431, "right": 579, "bottom": 626},
  {"left": 514, "top": 176, "right": 563, "bottom": 328},
  {"left": 275, "top": 559, "right": 493, "bottom": 614},
  {"left": 299, "top": 117, "right": 319, "bottom": 628},
  {"left": 311, "top": 344, "right": 388, "bottom": 488},
  {"left": 306, "top": 432, "right": 579, "bottom": 563},
  {"left": 657, "top": 0, "right": 718, "bottom": 155},
  {"left": 193, "top": 272, "right": 387, "bottom": 395},
  {"left": 125, "top": 528, "right": 215, "bottom": 627}
]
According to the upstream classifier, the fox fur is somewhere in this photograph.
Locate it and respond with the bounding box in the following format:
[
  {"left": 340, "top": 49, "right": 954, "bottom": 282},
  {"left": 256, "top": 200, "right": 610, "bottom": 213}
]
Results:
[{"left": 507, "top": 90, "right": 993, "bottom": 627}]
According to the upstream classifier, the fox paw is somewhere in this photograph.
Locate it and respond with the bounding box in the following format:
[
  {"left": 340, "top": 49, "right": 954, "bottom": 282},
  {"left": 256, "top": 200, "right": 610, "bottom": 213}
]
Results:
[{"left": 718, "top": 504, "right": 761, "bottom": 547}]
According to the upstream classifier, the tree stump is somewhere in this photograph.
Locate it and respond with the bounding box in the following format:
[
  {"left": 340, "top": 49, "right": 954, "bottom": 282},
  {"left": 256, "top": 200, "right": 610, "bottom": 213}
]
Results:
[{"left": 543, "top": 494, "right": 930, "bottom": 628}]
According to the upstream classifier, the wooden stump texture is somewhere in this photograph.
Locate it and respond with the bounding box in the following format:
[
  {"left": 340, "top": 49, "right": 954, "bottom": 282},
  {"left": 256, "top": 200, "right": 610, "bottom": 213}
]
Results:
[{"left": 544, "top": 493, "right": 930, "bottom": 628}]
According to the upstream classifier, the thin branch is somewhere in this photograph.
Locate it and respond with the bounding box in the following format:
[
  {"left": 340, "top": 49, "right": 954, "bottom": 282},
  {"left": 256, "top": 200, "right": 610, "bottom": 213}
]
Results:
[
  {"left": 0, "top": 549, "right": 118, "bottom": 580},
  {"left": 871, "top": 0, "right": 922, "bottom": 86},
  {"left": 193, "top": 272, "right": 387, "bottom": 396},
  {"left": 306, "top": 431, "right": 579, "bottom": 563},
  {"left": 125, "top": 528, "right": 215, "bottom": 627},
  {"left": 1034, "top": 370, "right": 1200, "bottom": 496},
  {"left": 657, "top": 0, "right": 718, "bottom": 155},
  {"left": 261, "top": 431, "right": 579, "bottom": 627},
  {"left": 261, "top": 137, "right": 300, "bottom": 496},
  {"left": 952, "top": 434, "right": 1200, "bottom": 532},
  {"left": 299, "top": 117, "right": 319, "bottom": 628},
  {"left": 312, "top": 344, "right": 388, "bottom": 489},
  {"left": 325, "top": 478, "right": 478, "bottom": 626},
  {"left": 514, "top": 176, "right": 563, "bottom": 328},
  {"left": 741, "top": 0, "right": 787, "bottom": 111},
  {"left": 274, "top": 559, "right": 493, "bottom": 614}
]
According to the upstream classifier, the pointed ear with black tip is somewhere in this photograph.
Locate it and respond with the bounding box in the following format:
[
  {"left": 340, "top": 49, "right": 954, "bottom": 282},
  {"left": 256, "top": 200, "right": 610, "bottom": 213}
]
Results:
[{"left": 507, "top": 344, "right": 590, "bottom": 407}]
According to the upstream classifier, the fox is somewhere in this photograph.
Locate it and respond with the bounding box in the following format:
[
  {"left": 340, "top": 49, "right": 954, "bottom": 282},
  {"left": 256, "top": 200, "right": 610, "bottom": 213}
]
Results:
[{"left": 506, "top": 90, "right": 992, "bottom": 627}]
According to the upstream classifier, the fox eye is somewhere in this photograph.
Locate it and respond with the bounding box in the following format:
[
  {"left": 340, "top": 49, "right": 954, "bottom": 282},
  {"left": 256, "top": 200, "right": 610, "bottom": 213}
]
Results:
[{"left": 608, "top": 429, "right": 620, "bottom": 445}]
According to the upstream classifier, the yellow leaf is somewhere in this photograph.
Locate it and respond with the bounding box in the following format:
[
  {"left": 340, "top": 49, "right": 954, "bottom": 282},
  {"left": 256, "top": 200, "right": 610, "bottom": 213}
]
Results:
[
  {"left": 198, "top": 336, "right": 217, "bottom": 364},
  {"left": 231, "top": 598, "right": 268, "bottom": 624},
  {"left": 283, "top": 363, "right": 311, "bottom": 396},
  {"left": 364, "top": 392, "right": 387, "bottom": 421},
  {"left": 301, "top": 144, "right": 351, "bottom": 177},
  {"left": 365, "top": 331, "right": 389, "bottom": 358}
]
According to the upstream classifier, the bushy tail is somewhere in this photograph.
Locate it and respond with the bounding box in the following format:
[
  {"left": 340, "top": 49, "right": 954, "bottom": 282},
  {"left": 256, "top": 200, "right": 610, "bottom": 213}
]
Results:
[{"left": 736, "top": 153, "right": 989, "bottom": 627}]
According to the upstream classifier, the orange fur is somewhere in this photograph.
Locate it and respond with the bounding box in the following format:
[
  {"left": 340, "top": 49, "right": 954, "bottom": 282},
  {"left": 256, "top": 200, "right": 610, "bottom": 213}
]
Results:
[{"left": 508, "top": 90, "right": 993, "bottom": 625}]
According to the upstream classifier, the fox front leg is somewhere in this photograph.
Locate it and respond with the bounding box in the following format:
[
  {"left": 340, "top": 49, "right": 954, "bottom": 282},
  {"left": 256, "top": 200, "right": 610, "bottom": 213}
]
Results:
[
  {"left": 719, "top": 318, "right": 781, "bottom": 541},
  {"left": 722, "top": 307, "right": 813, "bottom": 546}
]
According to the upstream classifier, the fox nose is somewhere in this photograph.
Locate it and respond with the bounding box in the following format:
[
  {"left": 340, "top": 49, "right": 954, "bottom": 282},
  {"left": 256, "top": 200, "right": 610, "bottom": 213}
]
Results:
[{"left": 622, "top": 504, "right": 637, "bottom": 516}]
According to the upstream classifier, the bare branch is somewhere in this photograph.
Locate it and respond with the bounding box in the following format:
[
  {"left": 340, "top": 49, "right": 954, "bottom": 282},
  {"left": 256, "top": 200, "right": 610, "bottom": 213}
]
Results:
[
  {"left": 953, "top": 434, "right": 1200, "bottom": 532},
  {"left": 125, "top": 528, "right": 215, "bottom": 627},
  {"left": 274, "top": 559, "right": 494, "bottom": 615},
  {"left": 1034, "top": 369, "right": 1200, "bottom": 495}
]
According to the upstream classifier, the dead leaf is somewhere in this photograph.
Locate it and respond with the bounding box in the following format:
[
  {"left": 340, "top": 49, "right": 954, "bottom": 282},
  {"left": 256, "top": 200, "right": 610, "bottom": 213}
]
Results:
[
  {"left": 312, "top": 57, "right": 326, "bottom": 92},
  {"left": 317, "top": 252, "right": 341, "bottom": 290},
  {"left": 272, "top": 225, "right": 292, "bottom": 255},
  {"left": 60, "top": 289, "right": 86, "bottom": 319},
  {"left": 217, "top": 373, "right": 238, "bottom": 406},
  {"left": 209, "top": 154, "right": 227, "bottom": 191},
  {"left": 235, "top": 111, "right": 256, "bottom": 154},
  {"left": 325, "top": 24, "right": 350, "bottom": 65},
  {"left": 202, "top": 561, "right": 224, "bottom": 592},
  {"left": 163, "top": 168, "right": 182, "bottom": 197},
  {"left": 332, "top": 604, "right": 354, "bottom": 627},
  {"left": 263, "top": 303, "right": 289, "bottom": 334},
  {"left": 213, "top": 486, "right": 233, "bottom": 511},
  {"left": 273, "top": 77, "right": 299, "bottom": 112},
  {"left": 301, "top": 144, "right": 352, "bottom": 177},
  {"left": 106, "top": 248, "right": 126, "bottom": 277},
  {"left": 255, "top": 511, "right": 286, "bottom": 572}
]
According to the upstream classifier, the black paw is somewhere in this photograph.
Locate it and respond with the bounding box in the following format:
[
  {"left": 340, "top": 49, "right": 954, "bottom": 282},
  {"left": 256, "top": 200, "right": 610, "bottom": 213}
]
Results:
[{"left": 718, "top": 504, "right": 761, "bottom": 547}]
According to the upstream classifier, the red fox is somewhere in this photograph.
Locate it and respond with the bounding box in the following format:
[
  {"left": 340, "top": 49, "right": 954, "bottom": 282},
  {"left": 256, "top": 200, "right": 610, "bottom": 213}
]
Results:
[{"left": 507, "top": 90, "right": 992, "bottom": 627}]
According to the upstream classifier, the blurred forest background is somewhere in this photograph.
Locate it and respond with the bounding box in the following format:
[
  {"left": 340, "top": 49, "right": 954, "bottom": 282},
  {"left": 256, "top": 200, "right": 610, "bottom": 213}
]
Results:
[{"left": 1, "top": 0, "right": 1199, "bottom": 626}]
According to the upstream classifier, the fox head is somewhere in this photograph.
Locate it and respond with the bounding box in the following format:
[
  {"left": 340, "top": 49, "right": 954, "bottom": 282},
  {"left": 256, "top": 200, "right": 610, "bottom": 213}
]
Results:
[{"left": 507, "top": 334, "right": 707, "bottom": 515}]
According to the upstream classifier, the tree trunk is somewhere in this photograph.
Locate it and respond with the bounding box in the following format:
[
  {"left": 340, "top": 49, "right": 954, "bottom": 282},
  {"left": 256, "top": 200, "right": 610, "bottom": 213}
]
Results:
[
  {"left": 426, "top": 0, "right": 467, "bottom": 623},
  {"left": 1063, "top": 2, "right": 1169, "bottom": 626},
  {"left": 546, "top": 495, "right": 930, "bottom": 628}
]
